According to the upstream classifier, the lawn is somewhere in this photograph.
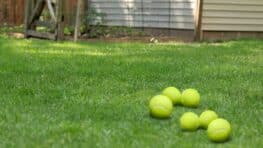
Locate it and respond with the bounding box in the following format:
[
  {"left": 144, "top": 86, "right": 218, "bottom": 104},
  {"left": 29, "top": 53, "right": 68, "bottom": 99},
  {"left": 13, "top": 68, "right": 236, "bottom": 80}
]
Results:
[{"left": 0, "top": 35, "right": 262, "bottom": 147}]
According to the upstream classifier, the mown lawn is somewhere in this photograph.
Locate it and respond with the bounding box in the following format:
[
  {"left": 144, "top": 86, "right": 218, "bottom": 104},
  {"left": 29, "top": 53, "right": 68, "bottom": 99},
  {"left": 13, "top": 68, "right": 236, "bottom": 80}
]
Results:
[{"left": 0, "top": 35, "right": 262, "bottom": 147}]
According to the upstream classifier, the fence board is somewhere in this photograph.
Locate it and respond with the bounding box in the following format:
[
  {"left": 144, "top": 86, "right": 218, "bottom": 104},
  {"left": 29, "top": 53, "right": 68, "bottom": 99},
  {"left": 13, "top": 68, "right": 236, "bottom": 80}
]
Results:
[{"left": 0, "top": 0, "right": 25, "bottom": 25}]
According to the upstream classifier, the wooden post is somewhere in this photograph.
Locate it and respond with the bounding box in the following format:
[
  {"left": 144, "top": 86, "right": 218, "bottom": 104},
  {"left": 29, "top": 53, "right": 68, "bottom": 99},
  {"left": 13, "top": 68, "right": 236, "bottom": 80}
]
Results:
[
  {"left": 24, "top": 0, "right": 31, "bottom": 38},
  {"left": 56, "top": 0, "right": 64, "bottom": 40},
  {"left": 31, "top": 0, "right": 38, "bottom": 30},
  {"left": 29, "top": 0, "right": 45, "bottom": 24},
  {"left": 194, "top": 0, "right": 203, "bottom": 41},
  {"left": 46, "top": 0, "right": 57, "bottom": 22},
  {"left": 74, "top": 0, "right": 82, "bottom": 42}
]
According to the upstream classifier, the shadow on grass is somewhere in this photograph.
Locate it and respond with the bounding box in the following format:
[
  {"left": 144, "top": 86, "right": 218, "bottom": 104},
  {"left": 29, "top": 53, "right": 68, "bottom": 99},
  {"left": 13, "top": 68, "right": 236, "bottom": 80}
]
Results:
[
  {"left": 210, "top": 137, "right": 232, "bottom": 144},
  {"left": 149, "top": 114, "right": 171, "bottom": 121}
]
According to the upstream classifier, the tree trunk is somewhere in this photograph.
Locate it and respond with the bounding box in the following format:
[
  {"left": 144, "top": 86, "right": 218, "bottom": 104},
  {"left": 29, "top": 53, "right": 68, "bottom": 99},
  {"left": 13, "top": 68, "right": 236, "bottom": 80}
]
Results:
[{"left": 74, "top": 0, "right": 82, "bottom": 42}]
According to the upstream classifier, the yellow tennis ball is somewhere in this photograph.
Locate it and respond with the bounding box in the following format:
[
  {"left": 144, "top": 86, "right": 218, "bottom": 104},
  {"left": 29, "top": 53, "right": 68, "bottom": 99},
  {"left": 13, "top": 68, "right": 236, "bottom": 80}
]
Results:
[
  {"left": 181, "top": 89, "right": 200, "bottom": 107},
  {"left": 199, "top": 110, "right": 218, "bottom": 128},
  {"left": 207, "top": 118, "right": 231, "bottom": 142},
  {"left": 162, "top": 87, "right": 181, "bottom": 104},
  {"left": 149, "top": 95, "right": 173, "bottom": 118},
  {"left": 180, "top": 112, "right": 200, "bottom": 131}
]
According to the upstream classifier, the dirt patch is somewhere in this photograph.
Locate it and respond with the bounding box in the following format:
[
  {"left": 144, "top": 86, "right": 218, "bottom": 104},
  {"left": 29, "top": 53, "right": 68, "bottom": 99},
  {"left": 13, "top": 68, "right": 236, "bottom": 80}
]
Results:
[
  {"left": 67, "top": 36, "right": 193, "bottom": 43},
  {"left": 6, "top": 32, "right": 193, "bottom": 43},
  {"left": 7, "top": 32, "right": 25, "bottom": 39}
]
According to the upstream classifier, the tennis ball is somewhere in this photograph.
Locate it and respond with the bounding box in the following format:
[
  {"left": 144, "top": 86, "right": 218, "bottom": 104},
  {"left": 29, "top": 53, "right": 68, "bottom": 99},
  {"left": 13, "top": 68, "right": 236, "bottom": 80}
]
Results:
[
  {"left": 181, "top": 89, "right": 200, "bottom": 107},
  {"left": 180, "top": 112, "right": 200, "bottom": 131},
  {"left": 199, "top": 110, "right": 218, "bottom": 128},
  {"left": 162, "top": 87, "right": 181, "bottom": 104},
  {"left": 207, "top": 118, "right": 231, "bottom": 142},
  {"left": 149, "top": 95, "right": 173, "bottom": 118}
]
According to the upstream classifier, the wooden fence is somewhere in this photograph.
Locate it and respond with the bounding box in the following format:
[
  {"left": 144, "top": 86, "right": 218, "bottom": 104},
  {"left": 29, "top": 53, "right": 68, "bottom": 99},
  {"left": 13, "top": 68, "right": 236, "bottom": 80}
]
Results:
[
  {"left": 0, "top": 0, "right": 78, "bottom": 26},
  {"left": 1, "top": 0, "right": 196, "bottom": 30},
  {"left": 0, "top": 0, "right": 25, "bottom": 25}
]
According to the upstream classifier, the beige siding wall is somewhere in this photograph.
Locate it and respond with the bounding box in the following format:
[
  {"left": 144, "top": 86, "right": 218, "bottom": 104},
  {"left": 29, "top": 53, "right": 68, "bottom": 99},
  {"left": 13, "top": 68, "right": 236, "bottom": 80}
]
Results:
[
  {"left": 202, "top": 0, "right": 263, "bottom": 31},
  {"left": 89, "top": 0, "right": 196, "bottom": 29}
]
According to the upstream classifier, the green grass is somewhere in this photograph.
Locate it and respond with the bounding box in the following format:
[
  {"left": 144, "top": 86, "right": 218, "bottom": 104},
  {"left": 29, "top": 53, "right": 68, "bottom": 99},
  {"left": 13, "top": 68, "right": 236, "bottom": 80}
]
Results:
[
  {"left": 0, "top": 26, "right": 24, "bottom": 34},
  {"left": 0, "top": 36, "right": 262, "bottom": 147}
]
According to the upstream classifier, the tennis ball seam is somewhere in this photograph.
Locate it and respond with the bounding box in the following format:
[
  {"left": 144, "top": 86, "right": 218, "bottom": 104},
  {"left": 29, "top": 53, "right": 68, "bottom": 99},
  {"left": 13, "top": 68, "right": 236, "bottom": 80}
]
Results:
[{"left": 151, "top": 105, "right": 171, "bottom": 112}]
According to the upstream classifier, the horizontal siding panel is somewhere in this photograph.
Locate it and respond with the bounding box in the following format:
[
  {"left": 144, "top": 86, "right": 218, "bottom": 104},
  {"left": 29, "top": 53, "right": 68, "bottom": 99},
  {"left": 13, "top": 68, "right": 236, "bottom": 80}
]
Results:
[
  {"left": 203, "top": 24, "right": 263, "bottom": 31},
  {"left": 105, "top": 15, "right": 194, "bottom": 23},
  {"left": 90, "top": 0, "right": 196, "bottom": 29},
  {"left": 92, "top": 7, "right": 194, "bottom": 11},
  {"left": 203, "top": 17, "right": 263, "bottom": 25},
  {"left": 90, "top": 0, "right": 195, "bottom": 3},
  {"left": 104, "top": 19, "right": 194, "bottom": 25},
  {"left": 203, "top": 11, "right": 263, "bottom": 19},
  {"left": 90, "top": 1, "right": 194, "bottom": 4},
  {"left": 95, "top": 8, "right": 194, "bottom": 16},
  {"left": 91, "top": 3, "right": 195, "bottom": 9},
  {"left": 202, "top": 0, "right": 263, "bottom": 32},
  {"left": 105, "top": 21, "right": 194, "bottom": 29},
  {"left": 104, "top": 19, "right": 193, "bottom": 24},
  {"left": 136, "top": 22, "right": 194, "bottom": 29},
  {"left": 203, "top": 0, "right": 263, "bottom": 5},
  {"left": 203, "top": 4, "right": 263, "bottom": 12}
]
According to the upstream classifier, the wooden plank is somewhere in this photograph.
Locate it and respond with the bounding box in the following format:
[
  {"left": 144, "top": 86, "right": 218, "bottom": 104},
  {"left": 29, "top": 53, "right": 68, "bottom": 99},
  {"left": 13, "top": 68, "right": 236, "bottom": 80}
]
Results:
[
  {"left": 46, "top": 0, "right": 57, "bottom": 22},
  {"left": 194, "top": 0, "right": 203, "bottom": 41},
  {"left": 56, "top": 0, "right": 65, "bottom": 40},
  {"left": 27, "top": 30, "right": 56, "bottom": 39},
  {"left": 74, "top": 0, "right": 82, "bottom": 42},
  {"left": 24, "top": 0, "right": 31, "bottom": 37},
  {"left": 29, "top": 0, "right": 45, "bottom": 25},
  {"left": 16, "top": 0, "right": 25, "bottom": 24},
  {"left": 34, "top": 20, "right": 56, "bottom": 28},
  {"left": 55, "top": 0, "right": 60, "bottom": 40}
]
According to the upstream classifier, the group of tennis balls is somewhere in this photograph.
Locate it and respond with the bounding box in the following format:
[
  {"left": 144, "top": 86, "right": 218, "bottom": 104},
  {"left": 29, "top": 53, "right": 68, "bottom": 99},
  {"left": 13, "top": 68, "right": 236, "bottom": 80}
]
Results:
[{"left": 149, "top": 87, "right": 232, "bottom": 143}]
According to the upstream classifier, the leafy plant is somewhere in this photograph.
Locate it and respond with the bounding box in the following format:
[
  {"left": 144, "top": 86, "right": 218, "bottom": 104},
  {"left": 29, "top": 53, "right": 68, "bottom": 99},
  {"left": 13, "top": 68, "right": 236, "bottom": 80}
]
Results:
[
  {"left": 83, "top": 7, "right": 106, "bottom": 38},
  {"left": 86, "top": 7, "right": 106, "bottom": 26}
]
